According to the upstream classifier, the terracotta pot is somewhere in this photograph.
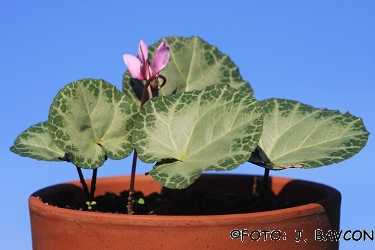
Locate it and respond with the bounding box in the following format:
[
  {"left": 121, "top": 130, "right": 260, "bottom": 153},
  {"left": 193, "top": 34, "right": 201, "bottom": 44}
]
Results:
[{"left": 29, "top": 174, "right": 341, "bottom": 249}]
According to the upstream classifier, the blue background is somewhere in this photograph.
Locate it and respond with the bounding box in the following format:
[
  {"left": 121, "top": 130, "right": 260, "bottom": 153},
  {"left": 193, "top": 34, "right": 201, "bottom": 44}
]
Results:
[{"left": 1, "top": 1, "right": 374, "bottom": 249}]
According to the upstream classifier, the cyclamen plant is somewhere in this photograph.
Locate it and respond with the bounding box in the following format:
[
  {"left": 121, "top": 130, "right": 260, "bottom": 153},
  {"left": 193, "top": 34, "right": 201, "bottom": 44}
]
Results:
[{"left": 10, "top": 36, "right": 369, "bottom": 215}]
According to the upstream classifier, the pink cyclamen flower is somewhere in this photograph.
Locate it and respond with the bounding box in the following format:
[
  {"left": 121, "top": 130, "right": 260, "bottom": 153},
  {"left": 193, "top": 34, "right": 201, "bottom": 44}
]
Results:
[{"left": 123, "top": 40, "right": 170, "bottom": 80}]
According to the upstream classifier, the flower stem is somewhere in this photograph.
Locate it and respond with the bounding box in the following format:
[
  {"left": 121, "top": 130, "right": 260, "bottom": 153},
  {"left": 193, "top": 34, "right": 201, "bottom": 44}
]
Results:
[
  {"left": 127, "top": 150, "right": 138, "bottom": 214},
  {"left": 127, "top": 75, "right": 167, "bottom": 214}
]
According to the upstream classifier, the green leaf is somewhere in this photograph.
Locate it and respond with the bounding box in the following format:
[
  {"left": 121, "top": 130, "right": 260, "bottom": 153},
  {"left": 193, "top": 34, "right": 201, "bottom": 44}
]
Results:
[
  {"left": 86, "top": 200, "right": 97, "bottom": 210},
  {"left": 133, "top": 84, "right": 263, "bottom": 189},
  {"left": 122, "top": 36, "right": 254, "bottom": 106},
  {"left": 48, "top": 78, "right": 137, "bottom": 169},
  {"left": 10, "top": 122, "right": 65, "bottom": 161},
  {"left": 252, "top": 98, "right": 370, "bottom": 170},
  {"left": 137, "top": 198, "right": 145, "bottom": 204}
]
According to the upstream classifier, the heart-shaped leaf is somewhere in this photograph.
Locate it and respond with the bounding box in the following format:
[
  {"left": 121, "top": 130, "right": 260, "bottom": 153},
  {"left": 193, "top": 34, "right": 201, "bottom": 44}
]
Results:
[
  {"left": 133, "top": 84, "right": 263, "bottom": 189},
  {"left": 251, "top": 98, "right": 369, "bottom": 170},
  {"left": 48, "top": 78, "right": 137, "bottom": 169},
  {"left": 10, "top": 122, "right": 65, "bottom": 161},
  {"left": 123, "top": 36, "right": 254, "bottom": 106}
]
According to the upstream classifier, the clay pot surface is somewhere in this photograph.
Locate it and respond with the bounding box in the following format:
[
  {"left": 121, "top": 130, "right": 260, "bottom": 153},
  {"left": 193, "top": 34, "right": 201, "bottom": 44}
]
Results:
[{"left": 29, "top": 174, "right": 341, "bottom": 249}]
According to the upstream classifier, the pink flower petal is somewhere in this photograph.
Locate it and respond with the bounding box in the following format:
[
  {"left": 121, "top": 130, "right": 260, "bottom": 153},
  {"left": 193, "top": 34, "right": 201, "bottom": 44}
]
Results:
[
  {"left": 152, "top": 40, "right": 170, "bottom": 74},
  {"left": 138, "top": 40, "right": 148, "bottom": 64},
  {"left": 123, "top": 54, "right": 142, "bottom": 79}
]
